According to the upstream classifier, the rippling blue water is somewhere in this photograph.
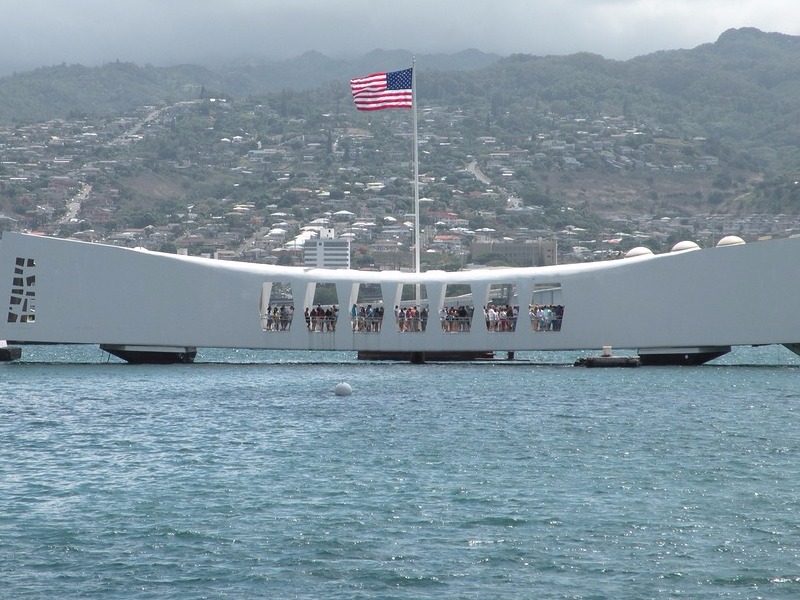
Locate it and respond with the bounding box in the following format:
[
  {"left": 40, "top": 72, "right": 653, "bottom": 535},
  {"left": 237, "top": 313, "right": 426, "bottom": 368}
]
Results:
[{"left": 3, "top": 345, "right": 800, "bottom": 598}]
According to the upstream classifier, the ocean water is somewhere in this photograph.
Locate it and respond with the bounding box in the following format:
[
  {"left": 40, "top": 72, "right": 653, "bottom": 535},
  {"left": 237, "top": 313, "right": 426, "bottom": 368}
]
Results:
[{"left": 2, "top": 345, "right": 800, "bottom": 599}]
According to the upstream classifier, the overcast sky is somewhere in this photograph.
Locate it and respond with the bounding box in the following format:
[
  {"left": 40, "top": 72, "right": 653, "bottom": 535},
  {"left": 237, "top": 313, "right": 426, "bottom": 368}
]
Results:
[{"left": 3, "top": 0, "right": 799, "bottom": 75}]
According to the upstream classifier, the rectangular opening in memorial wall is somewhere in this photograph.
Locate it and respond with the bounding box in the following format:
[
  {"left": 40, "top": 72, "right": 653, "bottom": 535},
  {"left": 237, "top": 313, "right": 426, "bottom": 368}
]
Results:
[
  {"left": 396, "top": 284, "right": 428, "bottom": 332},
  {"left": 307, "top": 282, "right": 340, "bottom": 333},
  {"left": 485, "top": 282, "right": 518, "bottom": 332},
  {"left": 529, "top": 283, "right": 564, "bottom": 332},
  {"left": 441, "top": 283, "right": 473, "bottom": 332},
  {"left": 351, "top": 283, "right": 384, "bottom": 333},
  {"left": 261, "top": 282, "right": 295, "bottom": 331}
]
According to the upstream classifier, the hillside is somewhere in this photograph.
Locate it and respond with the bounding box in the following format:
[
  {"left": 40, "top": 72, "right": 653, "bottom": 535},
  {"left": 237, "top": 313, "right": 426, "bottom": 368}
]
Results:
[
  {"left": 0, "top": 50, "right": 500, "bottom": 124},
  {"left": 1, "top": 29, "right": 798, "bottom": 182},
  {"left": 3, "top": 27, "right": 800, "bottom": 259}
]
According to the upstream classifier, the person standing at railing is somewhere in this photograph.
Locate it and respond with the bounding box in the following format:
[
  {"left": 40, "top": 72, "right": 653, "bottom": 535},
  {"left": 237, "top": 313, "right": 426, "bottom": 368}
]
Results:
[
  {"left": 543, "top": 305, "right": 553, "bottom": 331},
  {"left": 487, "top": 305, "right": 498, "bottom": 332},
  {"left": 458, "top": 306, "right": 469, "bottom": 332}
]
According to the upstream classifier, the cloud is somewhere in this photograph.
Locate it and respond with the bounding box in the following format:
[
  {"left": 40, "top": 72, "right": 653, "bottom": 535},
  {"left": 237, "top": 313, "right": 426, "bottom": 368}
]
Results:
[{"left": 2, "top": 0, "right": 799, "bottom": 75}]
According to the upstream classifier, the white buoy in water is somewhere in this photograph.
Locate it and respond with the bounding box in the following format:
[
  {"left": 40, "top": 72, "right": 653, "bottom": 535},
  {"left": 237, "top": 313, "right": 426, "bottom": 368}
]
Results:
[{"left": 334, "top": 382, "right": 352, "bottom": 396}]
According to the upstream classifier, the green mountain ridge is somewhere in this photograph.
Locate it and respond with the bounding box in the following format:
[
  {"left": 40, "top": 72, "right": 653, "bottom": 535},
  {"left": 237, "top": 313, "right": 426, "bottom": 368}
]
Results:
[
  {"left": 3, "top": 28, "right": 797, "bottom": 177},
  {"left": 3, "top": 28, "right": 800, "bottom": 219},
  {"left": 0, "top": 49, "right": 500, "bottom": 124}
]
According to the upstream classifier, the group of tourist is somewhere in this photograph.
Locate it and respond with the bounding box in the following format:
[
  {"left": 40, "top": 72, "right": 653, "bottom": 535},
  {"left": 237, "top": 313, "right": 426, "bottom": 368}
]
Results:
[
  {"left": 263, "top": 305, "right": 294, "bottom": 331},
  {"left": 395, "top": 306, "right": 429, "bottom": 332},
  {"left": 265, "top": 302, "right": 565, "bottom": 334},
  {"left": 351, "top": 304, "right": 384, "bottom": 332},
  {"left": 483, "top": 305, "right": 517, "bottom": 332},
  {"left": 528, "top": 304, "right": 565, "bottom": 331},
  {"left": 304, "top": 305, "right": 339, "bottom": 332},
  {"left": 440, "top": 306, "right": 473, "bottom": 332}
]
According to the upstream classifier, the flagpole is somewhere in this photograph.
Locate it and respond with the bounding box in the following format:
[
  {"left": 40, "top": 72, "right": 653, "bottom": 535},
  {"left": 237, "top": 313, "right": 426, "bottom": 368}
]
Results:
[{"left": 412, "top": 56, "right": 420, "bottom": 275}]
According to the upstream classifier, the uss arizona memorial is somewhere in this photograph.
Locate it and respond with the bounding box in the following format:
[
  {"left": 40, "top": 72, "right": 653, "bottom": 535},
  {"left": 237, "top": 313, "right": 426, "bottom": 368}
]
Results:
[{"left": 2, "top": 230, "right": 800, "bottom": 365}]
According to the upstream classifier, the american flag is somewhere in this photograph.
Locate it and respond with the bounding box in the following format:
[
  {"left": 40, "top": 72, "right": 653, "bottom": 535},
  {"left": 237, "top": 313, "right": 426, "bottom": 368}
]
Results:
[{"left": 350, "top": 68, "right": 413, "bottom": 111}]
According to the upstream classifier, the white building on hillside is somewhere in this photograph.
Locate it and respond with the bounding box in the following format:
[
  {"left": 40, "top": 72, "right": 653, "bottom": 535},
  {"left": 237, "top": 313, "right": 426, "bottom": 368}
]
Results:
[{"left": 303, "top": 228, "right": 350, "bottom": 269}]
